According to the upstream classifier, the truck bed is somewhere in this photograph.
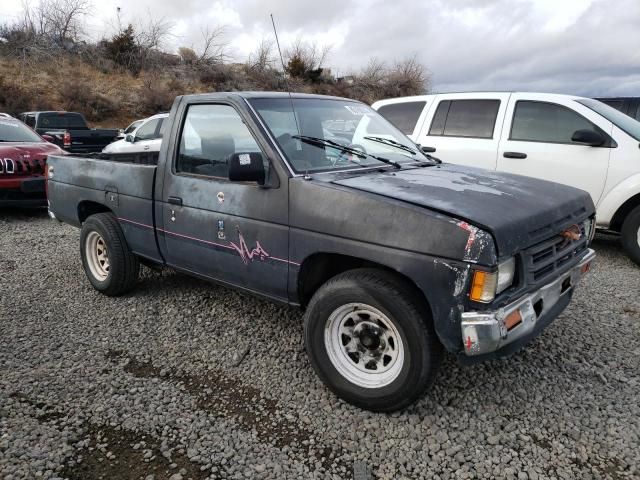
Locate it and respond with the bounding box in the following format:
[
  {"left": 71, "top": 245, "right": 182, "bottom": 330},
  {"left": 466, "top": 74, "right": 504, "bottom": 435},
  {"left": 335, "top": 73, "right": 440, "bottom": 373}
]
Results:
[{"left": 47, "top": 152, "right": 161, "bottom": 262}]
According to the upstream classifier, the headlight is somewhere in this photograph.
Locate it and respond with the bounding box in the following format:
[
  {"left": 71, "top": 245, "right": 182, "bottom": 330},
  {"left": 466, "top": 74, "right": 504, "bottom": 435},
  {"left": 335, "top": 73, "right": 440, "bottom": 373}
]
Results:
[
  {"left": 496, "top": 257, "right": 516, "bottom": 294},
  {"left": 469, "top": 257, "right": 516, "bottom": 303}
]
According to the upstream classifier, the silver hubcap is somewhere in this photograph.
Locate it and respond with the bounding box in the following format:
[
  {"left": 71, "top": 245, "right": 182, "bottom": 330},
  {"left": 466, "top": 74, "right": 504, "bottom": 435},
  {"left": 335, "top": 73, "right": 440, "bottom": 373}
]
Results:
[
  {"left": 637, "top": 226, "right": 640, "bottom": 247},
  {"left": 85, "top": 231, "right": 110, "bottom": 281},
  {"left": 324, "top": 303, "right": 404, "bottom": 389}
]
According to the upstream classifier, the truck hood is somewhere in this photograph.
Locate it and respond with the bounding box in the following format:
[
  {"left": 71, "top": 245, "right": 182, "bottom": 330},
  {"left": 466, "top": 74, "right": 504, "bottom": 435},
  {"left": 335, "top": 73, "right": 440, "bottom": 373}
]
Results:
[
  {"left": 330, "top": 164, "right": 594, "bottom": 256},
  {"left": 0, "top": 142, "right": 63, "bottom": 157}
]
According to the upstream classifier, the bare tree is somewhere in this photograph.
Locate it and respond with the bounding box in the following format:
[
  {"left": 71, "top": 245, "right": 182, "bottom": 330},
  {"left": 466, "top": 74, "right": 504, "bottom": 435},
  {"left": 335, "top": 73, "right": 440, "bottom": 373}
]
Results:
[
  {"left": 136, "top": 16, "right": 174, "bottom": 51},
  {"left": 39, "top": 0, "right": 90, "bottom": 43},
  {"left": 247, "top": 38, "right": 276, "bottom": 71},
  {"left": 197, "top": 25, "right": 227, "bottom": 65}
]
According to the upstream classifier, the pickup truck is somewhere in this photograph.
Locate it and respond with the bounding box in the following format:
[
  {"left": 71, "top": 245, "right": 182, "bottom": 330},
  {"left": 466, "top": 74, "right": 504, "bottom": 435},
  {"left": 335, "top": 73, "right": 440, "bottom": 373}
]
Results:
[
  {"left": 373, "top": 92, "right": 640, "bottom": 265},
  {"left": 47, "top": 92, "right": 596, "bottom": 411},
  {"left": 17, "top": 111, "right": 118, "bottom": 153}
]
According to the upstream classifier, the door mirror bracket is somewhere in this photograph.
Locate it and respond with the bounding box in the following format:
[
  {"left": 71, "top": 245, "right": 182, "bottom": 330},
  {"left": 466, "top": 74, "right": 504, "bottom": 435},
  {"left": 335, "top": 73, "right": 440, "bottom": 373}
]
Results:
[{"left": 571, "top": 129, "right": 605, "bottom": 147}]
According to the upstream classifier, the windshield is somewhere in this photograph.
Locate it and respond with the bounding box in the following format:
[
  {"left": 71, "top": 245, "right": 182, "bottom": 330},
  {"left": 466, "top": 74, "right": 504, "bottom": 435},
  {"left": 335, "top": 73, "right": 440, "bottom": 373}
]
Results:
[
  {"left": 39, "top": 113, "right": 87, "bottom": 129},
  {"left": 577, "top": 98, "right": 640, "bottom": 141},
  {"left": 0, "top": 119, "right": 43, "bottom": 142},
  {"left": 249, "top": 98, "right": 431, "bottom": 173}
]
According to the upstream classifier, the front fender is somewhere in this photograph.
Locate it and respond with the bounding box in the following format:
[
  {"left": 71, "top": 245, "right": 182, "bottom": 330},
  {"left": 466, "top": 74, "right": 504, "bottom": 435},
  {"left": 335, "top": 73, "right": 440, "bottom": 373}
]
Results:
[{"left": 596, "top": 173, "right": 640, "bottom": 227}]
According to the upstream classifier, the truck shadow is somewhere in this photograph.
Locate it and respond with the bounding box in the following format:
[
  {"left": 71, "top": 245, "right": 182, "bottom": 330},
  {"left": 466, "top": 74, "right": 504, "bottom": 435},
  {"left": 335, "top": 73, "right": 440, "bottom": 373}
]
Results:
[{"left": 0, "top": 207, "right": 49, "bottom": 221}]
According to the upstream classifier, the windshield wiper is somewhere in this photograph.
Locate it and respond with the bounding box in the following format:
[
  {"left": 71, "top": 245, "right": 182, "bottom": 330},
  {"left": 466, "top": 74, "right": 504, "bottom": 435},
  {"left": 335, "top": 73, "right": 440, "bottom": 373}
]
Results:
[
  {"left": 292, "top": 135, "right": 402, "bottom": 169},
  {"left": 363, "top": 136, "right": 417, "bottom": 155}
]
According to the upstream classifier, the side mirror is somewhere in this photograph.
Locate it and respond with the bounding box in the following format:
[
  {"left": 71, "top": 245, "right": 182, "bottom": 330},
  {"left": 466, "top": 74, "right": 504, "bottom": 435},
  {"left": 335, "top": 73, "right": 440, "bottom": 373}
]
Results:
[
  {"left": 571, "top": 129, "right": 604, "bottom": 147},
  {"left": 125, "top": 134, "right": 135, "bottom": 143},
  {"left": 228, "top": 152, "right": 266, "bottom": 185},
  {"left": 42, "top": 134, "right": 54, "bottom": 143}
]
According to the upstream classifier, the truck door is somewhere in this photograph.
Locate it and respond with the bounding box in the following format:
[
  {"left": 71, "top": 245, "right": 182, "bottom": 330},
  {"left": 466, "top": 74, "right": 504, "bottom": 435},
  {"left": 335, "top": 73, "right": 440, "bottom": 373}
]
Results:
[
  {"left": 497, "top": 94, "right": 611, "bottom": 205},
  {"left": 158, "top": 103, "right": 290, "bottom": 301},
  {"left": 416, "top": 93, "right": 510, "bottom": 170}
]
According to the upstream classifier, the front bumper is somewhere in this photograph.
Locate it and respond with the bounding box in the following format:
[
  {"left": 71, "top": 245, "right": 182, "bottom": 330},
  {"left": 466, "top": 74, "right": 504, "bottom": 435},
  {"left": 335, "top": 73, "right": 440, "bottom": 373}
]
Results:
[
  {"left": 0, "top": 178, "right": 47, "bottom": 207},
  {"left": 460, "top": 248, "right": 595, "bottom": 357}
]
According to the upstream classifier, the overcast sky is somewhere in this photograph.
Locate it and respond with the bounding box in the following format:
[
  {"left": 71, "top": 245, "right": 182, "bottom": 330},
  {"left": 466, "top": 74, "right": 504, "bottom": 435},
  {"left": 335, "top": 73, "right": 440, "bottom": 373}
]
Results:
[{"left": 3, "top": 0, "right": 640, "bottom": 96}]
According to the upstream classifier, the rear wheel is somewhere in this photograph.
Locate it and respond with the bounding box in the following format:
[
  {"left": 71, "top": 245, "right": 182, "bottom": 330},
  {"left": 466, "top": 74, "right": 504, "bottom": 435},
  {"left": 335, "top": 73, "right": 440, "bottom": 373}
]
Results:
[
  {"left": 303, "top": 268, "right": 442, "bottom": 412},
  {"left": 80, "top": 213, "right": 139, "bottom": 295},
  {"left": 621, "top": 205, "right": 640, "bottom": 266}
]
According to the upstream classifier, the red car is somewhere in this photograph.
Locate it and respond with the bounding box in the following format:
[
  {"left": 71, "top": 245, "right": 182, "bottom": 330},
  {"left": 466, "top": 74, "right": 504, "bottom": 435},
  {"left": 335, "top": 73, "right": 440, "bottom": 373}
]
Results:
[{"left": 0, "top": 117, "right": 66, "bottom": 207}]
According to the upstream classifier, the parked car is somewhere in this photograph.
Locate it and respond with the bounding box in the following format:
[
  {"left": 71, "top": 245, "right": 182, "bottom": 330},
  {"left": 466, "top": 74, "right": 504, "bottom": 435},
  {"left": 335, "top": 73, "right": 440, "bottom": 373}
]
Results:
[
  {"left": 103, "top": 113, "right": 168, "bottom": 154},
  {"left": 47, "top": 92, "right": 595, "bottom": 411},
  {"left": 0, "top": 116, "right": 65, "bottom": 207},
  {"left": 17, "top": 111, "right": 118, "bottom": 153},
  {"left": 372, "top": 92, "right": 640, "bottom": 265},
  {"left": 594, "top": 97, "right": 640, "bottom": 121}
]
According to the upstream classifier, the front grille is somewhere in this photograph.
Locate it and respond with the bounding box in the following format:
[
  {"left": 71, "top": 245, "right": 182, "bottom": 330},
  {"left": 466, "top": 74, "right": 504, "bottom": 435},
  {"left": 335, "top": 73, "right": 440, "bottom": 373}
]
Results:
[
  {"left": 524, "top": 223, "right": 588, "bottom": 285},
  {"left": 0, "top": 157, "right": 46, "bottom": 176}
]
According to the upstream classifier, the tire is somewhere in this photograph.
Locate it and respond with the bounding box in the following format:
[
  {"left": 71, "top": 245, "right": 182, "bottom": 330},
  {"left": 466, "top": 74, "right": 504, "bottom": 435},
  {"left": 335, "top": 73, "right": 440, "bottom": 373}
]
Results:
[
  {"left": 303, "top": 268, "right": 442, "bottom": 412},
  {"left": 621, "top": 205, "right": 640, "bottom": 266},
  {"left": 80, "top": 212, "right": 140, "bottom": 296}
]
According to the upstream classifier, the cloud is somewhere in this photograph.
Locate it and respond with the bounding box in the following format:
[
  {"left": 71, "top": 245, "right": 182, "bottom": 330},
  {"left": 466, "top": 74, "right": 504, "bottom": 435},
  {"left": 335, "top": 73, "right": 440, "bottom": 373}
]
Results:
[{"left": 4, "top": 0, "right": 640, "bottom": 96}]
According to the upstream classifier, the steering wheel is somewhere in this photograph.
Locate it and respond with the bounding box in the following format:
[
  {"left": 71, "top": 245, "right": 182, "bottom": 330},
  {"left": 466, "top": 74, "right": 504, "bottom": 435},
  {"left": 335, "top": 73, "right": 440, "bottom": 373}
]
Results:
[{"left": 335, "top": 143, "right": 367, "bottom": 165}]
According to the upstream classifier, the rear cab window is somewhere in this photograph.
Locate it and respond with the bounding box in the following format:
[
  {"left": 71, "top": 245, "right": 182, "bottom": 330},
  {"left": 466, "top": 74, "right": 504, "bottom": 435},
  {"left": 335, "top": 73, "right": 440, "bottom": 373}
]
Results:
[
  {"left": 376, "top": 101, "right": 426, "bottom": 135},
  {"left": 38, "top": 113, "right": 87, "bottom": 129},
  {"left": 427, "top": 99, "right": 500, "bottom": 138}
]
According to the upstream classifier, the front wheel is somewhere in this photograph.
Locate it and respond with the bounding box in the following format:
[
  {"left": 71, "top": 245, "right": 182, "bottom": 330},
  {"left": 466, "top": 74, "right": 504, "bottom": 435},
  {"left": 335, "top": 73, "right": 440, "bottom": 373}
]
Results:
[
  {"left": 303, "top": 269, "right": 442, "bottom": 412},
  {"left": 621, "top": 205, "right": 640, "bottom": 266},
  {"left": 80, "top": 213, "right": 140, "bottom": 296}
]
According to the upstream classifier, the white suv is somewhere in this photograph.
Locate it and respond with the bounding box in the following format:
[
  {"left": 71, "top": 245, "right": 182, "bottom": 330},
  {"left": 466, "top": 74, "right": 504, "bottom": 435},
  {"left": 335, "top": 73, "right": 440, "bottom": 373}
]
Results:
[{"left": 372, "top": 92, "right": 640, "bottom": 265}]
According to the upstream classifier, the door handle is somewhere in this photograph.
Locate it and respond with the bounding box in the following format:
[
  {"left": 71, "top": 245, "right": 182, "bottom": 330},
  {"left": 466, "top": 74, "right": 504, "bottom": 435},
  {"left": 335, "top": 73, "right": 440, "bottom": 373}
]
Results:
[
  {"left": 421, "top": 146, "right": 436, "bottom": 153},
  {"left": 167, "top": 196, "right": 183, "bottom": 206},
  {"left": 503, "top": 151, "right": 527, "bottom": 159},
  {"left": 144, "top": 145, "right": 150, "bottom": 150}
]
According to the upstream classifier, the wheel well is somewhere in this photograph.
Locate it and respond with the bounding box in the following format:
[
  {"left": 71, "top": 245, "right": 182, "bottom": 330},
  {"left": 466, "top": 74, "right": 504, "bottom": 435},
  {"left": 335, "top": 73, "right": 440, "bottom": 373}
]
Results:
[
  {"left": 609, "top": 193, "right": 640, "bottom": 232},
  {"left": 78, "top": 201, "right": 111, "bottom": 223},
  {"left": 297, "top": 253, "right": 430, "bottom": 312}
]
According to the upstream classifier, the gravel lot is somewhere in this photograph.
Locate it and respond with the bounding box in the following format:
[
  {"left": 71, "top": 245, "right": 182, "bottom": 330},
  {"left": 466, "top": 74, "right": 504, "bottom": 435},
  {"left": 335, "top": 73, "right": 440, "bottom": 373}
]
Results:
[{"left": 1, "top": 208, "right": 639, "bottom": 480}]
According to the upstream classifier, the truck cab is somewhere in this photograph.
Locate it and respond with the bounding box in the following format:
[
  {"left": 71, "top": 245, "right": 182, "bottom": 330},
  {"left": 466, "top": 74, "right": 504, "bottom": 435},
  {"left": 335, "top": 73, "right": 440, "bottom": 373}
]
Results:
[{"left": 46, "top": 92, "right": 595, "bottom": 411}]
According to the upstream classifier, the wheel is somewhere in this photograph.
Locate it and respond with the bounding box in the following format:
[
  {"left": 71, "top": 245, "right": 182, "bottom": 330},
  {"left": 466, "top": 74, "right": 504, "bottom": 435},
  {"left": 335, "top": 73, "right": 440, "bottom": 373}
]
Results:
[
  {"left": 80, "top": 213, "right": 140, "bottom": 296},
  {"left": 621, "top": 205, "right": 640, "bottom": 266},
  {"left": 303, "top": 268, "right": 442, "bottom": 412}
]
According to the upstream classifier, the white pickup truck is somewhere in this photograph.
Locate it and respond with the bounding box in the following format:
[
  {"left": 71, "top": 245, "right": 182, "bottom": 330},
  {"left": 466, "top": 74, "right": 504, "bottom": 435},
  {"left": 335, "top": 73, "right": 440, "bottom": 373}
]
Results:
[{"left": 372, "top": 92, "right": 640, "bottom": 265}]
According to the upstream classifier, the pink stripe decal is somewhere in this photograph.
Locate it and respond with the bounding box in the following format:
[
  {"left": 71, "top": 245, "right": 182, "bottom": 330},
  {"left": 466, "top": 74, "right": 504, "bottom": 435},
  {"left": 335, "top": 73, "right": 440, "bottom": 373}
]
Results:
[{"left": 117, "top": 217, "right": 299, "bottom": 266}]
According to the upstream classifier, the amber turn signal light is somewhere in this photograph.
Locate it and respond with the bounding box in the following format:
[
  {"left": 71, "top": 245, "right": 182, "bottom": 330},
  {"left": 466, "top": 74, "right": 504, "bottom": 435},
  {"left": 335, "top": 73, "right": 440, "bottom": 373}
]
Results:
[{"left": 470, "top": 270, "right": 498, "bottom": 303}]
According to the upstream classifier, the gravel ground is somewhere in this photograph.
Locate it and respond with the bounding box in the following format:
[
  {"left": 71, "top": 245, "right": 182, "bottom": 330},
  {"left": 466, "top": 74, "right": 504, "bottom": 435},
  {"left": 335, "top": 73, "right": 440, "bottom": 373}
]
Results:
[{"left": 1, "top": 208, "right": 639, "bottom": 480}]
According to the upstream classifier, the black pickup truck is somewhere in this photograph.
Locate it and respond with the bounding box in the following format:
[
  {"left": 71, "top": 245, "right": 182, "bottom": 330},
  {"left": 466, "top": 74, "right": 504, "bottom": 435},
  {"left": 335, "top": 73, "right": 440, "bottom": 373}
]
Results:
[
  {"left": 18, "top": 111, "right": 118, "bottom": 153},
  {"left": 47, "top": 92, "right": 596, "bottom": 411}
]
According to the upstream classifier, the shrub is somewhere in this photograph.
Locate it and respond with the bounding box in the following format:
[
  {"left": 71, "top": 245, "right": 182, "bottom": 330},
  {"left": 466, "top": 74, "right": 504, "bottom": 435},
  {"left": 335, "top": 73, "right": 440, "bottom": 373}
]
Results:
[{"left": 58, "top": 78, "right": 119, "bottom": 120}]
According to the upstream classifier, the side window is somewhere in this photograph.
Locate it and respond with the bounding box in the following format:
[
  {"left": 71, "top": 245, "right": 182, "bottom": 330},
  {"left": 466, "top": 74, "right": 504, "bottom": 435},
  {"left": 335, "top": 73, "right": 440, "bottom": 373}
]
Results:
[
  {"left": 25, "top": 115, "right": 36, "bottom": 128},
  {"left": 176, "top": 104, "right": 262, "bottom": 179},
  {"left": 376, "top": 101, "right": 426, "bottom": 135},
  {"left": 135, "top": 119, "right": 160, "bottom": 141},
  {"left": 428, "top": 99, "right": 500, "bottom": 138},
  {"left": 635, "top": 103, "right": 640, "bottom": 122},
  {"left": 510, "top": 101, "right": 600, "bottom": 144}
]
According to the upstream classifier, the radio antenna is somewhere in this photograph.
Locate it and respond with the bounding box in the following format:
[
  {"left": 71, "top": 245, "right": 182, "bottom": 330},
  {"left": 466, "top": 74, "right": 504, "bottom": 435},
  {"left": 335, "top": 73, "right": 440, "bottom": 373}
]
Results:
[{"left": 270, "top": 13, "right": 301, "bottom": 137}]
